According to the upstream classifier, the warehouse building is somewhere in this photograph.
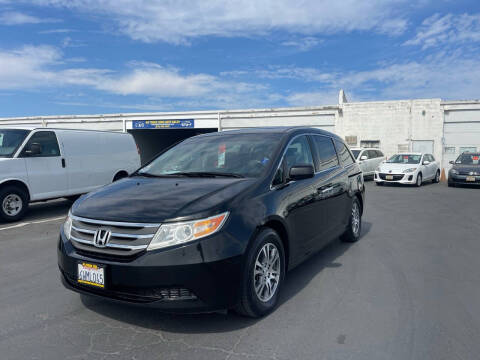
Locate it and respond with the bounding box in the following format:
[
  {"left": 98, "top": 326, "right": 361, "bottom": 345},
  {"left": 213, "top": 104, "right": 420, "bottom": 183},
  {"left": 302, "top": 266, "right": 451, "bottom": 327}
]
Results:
[{"left": 1, "top": 91, "right": 480, "bottom": 175}]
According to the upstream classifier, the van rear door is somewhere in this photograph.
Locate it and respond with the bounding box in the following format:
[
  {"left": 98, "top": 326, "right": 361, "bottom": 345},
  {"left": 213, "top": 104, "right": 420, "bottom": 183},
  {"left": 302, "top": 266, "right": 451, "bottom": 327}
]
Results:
[{"left": 20, "top": 130, "right": 68, "bottom": 200}]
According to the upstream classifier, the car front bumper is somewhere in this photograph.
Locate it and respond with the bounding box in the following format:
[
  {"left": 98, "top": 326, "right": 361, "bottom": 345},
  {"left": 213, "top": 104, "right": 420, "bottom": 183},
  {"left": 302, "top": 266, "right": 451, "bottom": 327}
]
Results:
[
  {"left": 448, "top": 174, "right": 480, "bottom": 186},
  {"left": 57, "top": 227, "right": 245, "bottom": 313},
  {"left": 374, "top": 171, "right": 417, "bottom": 184}
]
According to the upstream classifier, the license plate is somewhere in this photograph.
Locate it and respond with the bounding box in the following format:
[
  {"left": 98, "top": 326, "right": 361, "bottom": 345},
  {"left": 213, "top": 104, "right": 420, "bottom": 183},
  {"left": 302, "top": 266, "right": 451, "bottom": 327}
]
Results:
[
  {"left": 77, "top": 262, "right": 105, "bottom": 288},
  {"left": 386, "top": 175, "right": 394, "bottom": 180},
  {"left": 466, "top": 176, "right": 476, "bottom": 182}
]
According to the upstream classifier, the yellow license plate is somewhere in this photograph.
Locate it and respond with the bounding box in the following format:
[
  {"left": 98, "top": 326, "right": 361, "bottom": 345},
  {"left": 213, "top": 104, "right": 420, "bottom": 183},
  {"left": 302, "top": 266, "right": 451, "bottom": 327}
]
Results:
[
  {"left": 77, "top": 262, "right": 105, "bottom": 288},
  {"left": 466, "top": 176, "right": 476, "bottom": 182},
  {"left": 386, "top": 175, "right": 394, "bottom": 180}
]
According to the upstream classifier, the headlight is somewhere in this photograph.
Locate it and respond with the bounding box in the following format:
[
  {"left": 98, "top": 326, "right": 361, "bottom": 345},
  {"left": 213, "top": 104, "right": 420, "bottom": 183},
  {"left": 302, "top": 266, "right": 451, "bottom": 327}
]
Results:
[
  {"left": 403, "top": 168, "right": 417, "bottom": 173},
  {"left": 450, "top": 169, "right": 458, "bottom": 175},
  {"left": 147, "top": 212, "right": 229, "bottom": 251},
  {"left": 63, "top": 211, "right": 72, "bottom": 239}
]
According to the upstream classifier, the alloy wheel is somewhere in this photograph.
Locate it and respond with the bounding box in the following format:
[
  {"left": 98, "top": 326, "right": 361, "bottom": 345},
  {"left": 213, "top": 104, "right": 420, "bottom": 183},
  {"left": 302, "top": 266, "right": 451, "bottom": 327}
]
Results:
[
  {"left": 253, "top": 243, "right": 281, "bottom": 302},
  {"left": 351, "top": 202, "right": 360, "bottom": 236}
]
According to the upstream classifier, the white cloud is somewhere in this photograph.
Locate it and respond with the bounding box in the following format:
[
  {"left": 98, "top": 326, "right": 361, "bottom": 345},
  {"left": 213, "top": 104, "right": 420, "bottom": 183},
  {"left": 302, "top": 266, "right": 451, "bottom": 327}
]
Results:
[
  {"left": 281, "top": 37, "right": 322, "bottom": 51},
  {"left": 0, "top": 11, "right": 56, "bottom": 25},
  {"left": 0, "top": 45, "right": 272, "bottom": 108},
  {"left": 32, "top": 0, "right": 409, "bottom": 44},
  {"left": 404, "top": 13, "right": 480, "bottom": 49}
]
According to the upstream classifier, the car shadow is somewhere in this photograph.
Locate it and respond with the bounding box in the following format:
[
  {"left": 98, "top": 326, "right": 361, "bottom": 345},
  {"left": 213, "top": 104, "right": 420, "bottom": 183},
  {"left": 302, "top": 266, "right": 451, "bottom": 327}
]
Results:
[{"left": 80, "top": 221, "right": 373, "bottom": 333}]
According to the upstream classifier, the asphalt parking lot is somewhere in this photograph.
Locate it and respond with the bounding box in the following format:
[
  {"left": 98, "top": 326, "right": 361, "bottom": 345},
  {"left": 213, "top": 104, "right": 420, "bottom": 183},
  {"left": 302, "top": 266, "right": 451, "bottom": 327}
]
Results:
[{"left": 1, "top": 181, "right": 480, "bottom": 360}]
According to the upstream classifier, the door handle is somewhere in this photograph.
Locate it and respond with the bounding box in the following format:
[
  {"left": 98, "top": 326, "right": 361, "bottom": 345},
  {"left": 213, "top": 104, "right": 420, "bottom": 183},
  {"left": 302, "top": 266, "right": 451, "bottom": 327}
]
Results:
[{"left": 61, "top": 158, "right": 66, "bottom": 168}]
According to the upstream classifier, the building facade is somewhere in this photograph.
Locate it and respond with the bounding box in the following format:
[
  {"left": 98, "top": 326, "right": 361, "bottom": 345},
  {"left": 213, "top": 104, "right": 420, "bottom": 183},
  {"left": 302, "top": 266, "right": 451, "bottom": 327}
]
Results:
[{"left": 1, "top": 92, "right": 480, "bottom": 172}]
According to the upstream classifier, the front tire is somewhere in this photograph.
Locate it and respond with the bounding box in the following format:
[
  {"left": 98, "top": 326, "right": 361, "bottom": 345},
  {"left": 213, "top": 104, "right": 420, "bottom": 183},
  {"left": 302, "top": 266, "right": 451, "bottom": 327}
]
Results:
[
  {"left": 341, "top": 197, "right": 362, "bottom": 243},
  {"left": 375, "top": 181, "right": 384, "bottom": 186},
  {"left": 416, "top": 173, "right": 423, "bottom": 187},
  {"left": 0, "top": 186, "right": 28, "bottom": 222},
  {"left": 433, "top": 170, "right": 440, "bottom": 183},
  {"left": 235, "top": 228, "right": 285, "bottom": 318}
]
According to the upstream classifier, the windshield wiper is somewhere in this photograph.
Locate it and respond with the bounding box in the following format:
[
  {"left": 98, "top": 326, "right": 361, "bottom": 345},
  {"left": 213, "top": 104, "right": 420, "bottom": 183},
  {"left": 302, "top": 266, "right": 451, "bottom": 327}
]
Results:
[
  {"left": 133, "top": 172, "right": 185, "bottom": 178},
  {"left": 168, "top": 171, "right": 244, "bottom": 178}
]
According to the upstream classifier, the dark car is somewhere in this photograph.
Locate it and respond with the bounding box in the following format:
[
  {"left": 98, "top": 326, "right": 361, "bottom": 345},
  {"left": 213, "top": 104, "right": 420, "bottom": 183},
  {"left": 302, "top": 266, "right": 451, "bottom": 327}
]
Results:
[
  {"left": 58, "top": 127, "right": 365, "bottom": 317},
  {"left": 448, "top": 153, "right": 480, "bottom": 187}
]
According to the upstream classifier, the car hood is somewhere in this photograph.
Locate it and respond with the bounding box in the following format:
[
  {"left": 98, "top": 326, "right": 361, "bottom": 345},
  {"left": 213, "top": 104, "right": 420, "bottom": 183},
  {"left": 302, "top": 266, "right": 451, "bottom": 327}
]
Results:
[
  {"left": 378, "top": 163, "right": 420, "bottom": 173},
  {"left": 451, "top": 164, "right": 480, "bottom": 173},
  {"left": 72, "top": 176, "right": 255, "bottom": 223}
]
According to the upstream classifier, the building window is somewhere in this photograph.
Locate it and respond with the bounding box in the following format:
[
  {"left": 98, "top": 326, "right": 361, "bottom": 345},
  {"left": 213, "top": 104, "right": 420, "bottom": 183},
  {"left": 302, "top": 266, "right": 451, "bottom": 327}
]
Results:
[
  {"left": 360, "top": 140, "right": 380, "bottom": 148},
  {"left": 444, "top": 147, "right": 456, "bottom": 154},
  {"left": 460, "top": 147, "right": 477, "bottom": 154},
  {"left": 345, "top": 136, "right": 357, "bottom": 146}
]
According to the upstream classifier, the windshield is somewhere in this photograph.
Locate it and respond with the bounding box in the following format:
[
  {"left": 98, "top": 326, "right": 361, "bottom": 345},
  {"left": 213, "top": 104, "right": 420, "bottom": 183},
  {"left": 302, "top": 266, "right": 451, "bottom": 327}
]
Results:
[
  {"left": 138, "top": 133, "right": 282, "bottom": 178},
  {"left": 455, "top": 153, "right": 480, "bottom": 165},
  {"left": 0, "top": 129, "right": 30, "bottom": 158},
  {"left": 387, "top": 154, "right": 421, "bottom": 164},
  {"left": 351, "top": 150, "right": 361, "bottom": 159}
]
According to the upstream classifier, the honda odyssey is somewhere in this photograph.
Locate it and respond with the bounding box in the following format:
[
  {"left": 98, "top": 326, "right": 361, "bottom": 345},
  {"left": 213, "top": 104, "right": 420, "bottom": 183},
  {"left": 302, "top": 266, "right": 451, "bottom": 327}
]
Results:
[{"left": 58, "top": 127, "right": 364, "bottom": 317}]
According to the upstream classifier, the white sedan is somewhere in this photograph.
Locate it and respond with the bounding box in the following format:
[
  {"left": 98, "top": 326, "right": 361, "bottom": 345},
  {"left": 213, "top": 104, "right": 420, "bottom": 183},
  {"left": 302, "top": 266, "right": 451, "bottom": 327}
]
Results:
[{"left": 374, "top": 153, "right": 440, "bottom": 187}]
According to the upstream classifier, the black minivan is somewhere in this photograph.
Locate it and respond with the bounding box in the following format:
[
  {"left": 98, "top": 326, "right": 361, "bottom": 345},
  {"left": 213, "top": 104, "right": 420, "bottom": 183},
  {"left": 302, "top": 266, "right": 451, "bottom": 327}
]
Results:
[{"left": 58, "top": 127, "right": 365, "bottom": 317}]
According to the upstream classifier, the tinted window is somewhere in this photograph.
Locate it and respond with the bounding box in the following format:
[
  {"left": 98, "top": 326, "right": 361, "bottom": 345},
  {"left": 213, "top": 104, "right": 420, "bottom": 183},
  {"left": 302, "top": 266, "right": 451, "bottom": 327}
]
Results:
[
  {"left": 22, "top": 131, "right": 60, "bottom": 157},
  {"left": 376, "top": 150, "right": 384, "bottom": 157},
  {"left": 351, "top": 149, "right": 361, "bottom": 159},
  {"left": 335, "top": 140, "right": 355, "bottom": 166},
  {"left": 367, "top": 150, "right": 378, "bottom": 159},
  {"left": 284, "top": 135, "right": 314, "bottom": 170},
  {"left": 140, "top": 133, "right": 281, "bottom": 178},
  {"left": 0, "top": 129, "right": 29, "bottom": 158},
  {"left": 455, "top": 153, "right": 480, "bottom": 165},
  {"left": 312, "top": 136, "right": 339, "bottom": 171}
]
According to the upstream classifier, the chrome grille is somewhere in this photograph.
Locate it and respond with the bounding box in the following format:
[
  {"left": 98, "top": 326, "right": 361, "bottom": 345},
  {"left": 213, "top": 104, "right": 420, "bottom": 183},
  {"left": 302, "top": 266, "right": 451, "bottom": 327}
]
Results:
[{"left": 70, "top": 215, "right": 161, "bottom": 257}]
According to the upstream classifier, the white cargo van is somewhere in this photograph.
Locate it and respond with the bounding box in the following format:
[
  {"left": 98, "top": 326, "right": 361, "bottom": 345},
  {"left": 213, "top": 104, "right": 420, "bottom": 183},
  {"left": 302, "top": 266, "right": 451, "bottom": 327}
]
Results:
[{"left": 0, "top": 127, "right": 140, "bottom": 221}]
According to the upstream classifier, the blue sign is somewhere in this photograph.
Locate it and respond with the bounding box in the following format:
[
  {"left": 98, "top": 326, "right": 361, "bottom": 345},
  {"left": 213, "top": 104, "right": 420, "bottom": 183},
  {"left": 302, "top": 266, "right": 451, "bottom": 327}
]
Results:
[{"left": 132, "top": 119, "right": 195, "bottom": 129}]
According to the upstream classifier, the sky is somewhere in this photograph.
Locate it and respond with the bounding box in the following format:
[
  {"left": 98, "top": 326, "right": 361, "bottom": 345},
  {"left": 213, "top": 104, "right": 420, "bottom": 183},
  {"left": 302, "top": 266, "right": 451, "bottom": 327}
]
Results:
[{"left": 0, "top": 0, "right": 480, "bottom": 117}]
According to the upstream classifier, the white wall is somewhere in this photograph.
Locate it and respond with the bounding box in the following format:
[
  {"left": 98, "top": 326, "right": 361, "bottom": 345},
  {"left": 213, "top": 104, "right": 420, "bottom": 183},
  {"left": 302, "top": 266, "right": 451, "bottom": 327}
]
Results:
[{"left": 337, "top": 99, "right": 443, "bottom": 164}]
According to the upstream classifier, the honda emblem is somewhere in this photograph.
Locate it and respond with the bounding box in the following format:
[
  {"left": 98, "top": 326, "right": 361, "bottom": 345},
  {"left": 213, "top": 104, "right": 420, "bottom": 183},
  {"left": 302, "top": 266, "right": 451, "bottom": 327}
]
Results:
[{"left": 93, "top": 228, "right": 112, "bottom": 248}]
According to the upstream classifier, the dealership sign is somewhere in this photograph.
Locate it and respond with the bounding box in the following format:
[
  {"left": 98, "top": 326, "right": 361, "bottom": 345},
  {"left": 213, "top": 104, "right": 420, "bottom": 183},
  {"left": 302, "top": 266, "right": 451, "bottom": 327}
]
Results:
[{"left": 132, "top": 119, "right": 195, "bottom": 129}]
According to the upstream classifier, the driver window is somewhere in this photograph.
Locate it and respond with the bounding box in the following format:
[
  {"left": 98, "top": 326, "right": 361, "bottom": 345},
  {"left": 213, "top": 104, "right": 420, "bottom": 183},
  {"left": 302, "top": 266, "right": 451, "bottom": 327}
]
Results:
[
  {"left": 284, "top": 136, "right": 314, "bottom": 170},
  {"left": 21, "top": 131, "right": 60, "bottom": 157}
]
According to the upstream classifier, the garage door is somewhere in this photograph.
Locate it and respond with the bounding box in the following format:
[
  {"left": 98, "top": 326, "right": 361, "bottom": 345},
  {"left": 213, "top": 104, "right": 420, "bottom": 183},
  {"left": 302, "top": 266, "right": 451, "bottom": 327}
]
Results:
[{"left": 443, "top": 110, "right": 480, "bottom": 175}]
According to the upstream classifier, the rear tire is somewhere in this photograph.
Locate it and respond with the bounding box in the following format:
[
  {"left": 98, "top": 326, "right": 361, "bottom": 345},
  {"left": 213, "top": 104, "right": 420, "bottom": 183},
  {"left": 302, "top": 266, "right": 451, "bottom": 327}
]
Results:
[
  {"left": 0, "top": 186, "right": 28, "bottom": 222},
  {"left": 416, "top": 173, "right": 423, "bottom": 187},
  {"left": 341, "top": 197, "right": 362, "bottom": 243},
  {"left": 235, "top": 228, "right": 285, "bottom": 318}
]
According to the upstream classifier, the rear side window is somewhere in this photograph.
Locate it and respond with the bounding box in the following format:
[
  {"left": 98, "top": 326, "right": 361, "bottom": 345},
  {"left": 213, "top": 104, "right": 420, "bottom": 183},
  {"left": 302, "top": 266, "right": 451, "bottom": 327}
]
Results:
[
  {"left": 367, "top": 150, "right": 378, "bottom": 159},
  {"left": 284, "top": 135, "right": 314, "bottom": 170},
  {"left": 22, "top": 131, "right": 60, "bottom": 157},
  {"left": 311, "top": 136, "right": 339, "bottom": 171},
  {"left": 335, "top": 140, "right": 355, "bottom": 166},
  {"left": 376, "top": 150, "right": 384, "bottom": 157}
]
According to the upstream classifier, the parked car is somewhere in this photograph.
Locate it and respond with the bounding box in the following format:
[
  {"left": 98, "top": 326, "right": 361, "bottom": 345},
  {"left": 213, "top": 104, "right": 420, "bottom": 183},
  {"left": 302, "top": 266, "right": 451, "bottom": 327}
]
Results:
[
  {"left": 350, "top": 147, "right": 385, "bottom": 179},
  {"left": 448, "top": 152, "right": 480, "bottom": 187},
  {"left": 0, "top": 127, "right": 140, "bottom": 221},
  {"left": 58, "top": 127, "right": 365, "bottom": 317},
  {"left": 374, "top": 153, "right": 440, "bottom": 186}
]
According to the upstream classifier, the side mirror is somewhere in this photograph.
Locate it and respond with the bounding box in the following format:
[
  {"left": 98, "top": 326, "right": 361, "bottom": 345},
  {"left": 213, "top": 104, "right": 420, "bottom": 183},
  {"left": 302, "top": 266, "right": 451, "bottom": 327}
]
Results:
[
  {"left": 360, "top": 155, "right": 368, "bottom": 161},
  {"left": 289, "top": 165, "right": 314, "bottom": 181},
  {"left": 25, "top": 143, "right": 41, "bottom": 156},
  {"left": 449, "top": 160, "right": 454, "bottom": 165},
  {"left": 423, "top": 160, "right": 430, "bottom": 165}
]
